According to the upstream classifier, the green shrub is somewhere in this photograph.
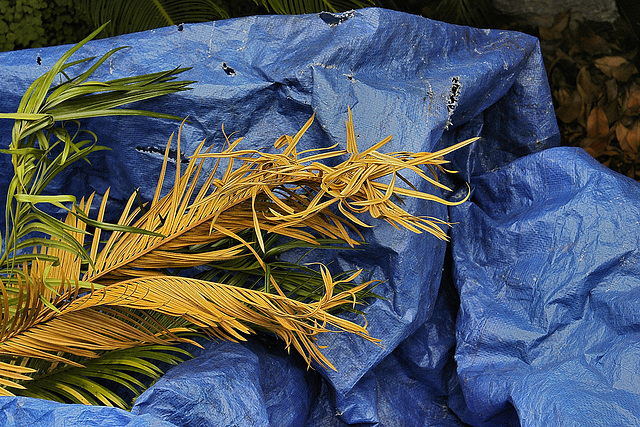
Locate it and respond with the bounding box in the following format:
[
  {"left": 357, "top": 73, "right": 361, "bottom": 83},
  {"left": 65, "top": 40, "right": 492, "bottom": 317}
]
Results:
[{"left": 0, "top": 0, "right": 92, "bottom": 51}]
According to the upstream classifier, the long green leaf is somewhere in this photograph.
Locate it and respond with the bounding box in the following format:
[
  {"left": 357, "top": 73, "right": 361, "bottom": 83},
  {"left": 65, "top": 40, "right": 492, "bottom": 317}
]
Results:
[
  {"left": 6, "top": 344, "right": 191, "bottom": 408},
  {"left": 76, "top": 0, "right": 230, "bottom": 38},
  {"left": 0, "top": 23, "right": 193, "bottom": 269},
  {"left": 253, "top": 0, "right": 373, "bottom": 15}
]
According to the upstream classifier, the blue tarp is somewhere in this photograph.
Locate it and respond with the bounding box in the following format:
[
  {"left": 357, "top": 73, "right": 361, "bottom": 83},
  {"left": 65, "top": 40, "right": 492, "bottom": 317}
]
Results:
[{"left": 0, "top": 7, "right": 638, "bottom": 426}]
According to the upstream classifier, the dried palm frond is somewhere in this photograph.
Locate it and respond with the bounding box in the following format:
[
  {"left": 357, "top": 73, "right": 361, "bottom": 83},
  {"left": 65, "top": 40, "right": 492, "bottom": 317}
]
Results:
[
  {"left": 82, "top": 112, "right": 476, "bottom": 285},
  {"left": 0, "top": 23, "right": 479, "bottom": 406},
  {"left": 0, "top": 111, "right": 476, "bottom": 400}
]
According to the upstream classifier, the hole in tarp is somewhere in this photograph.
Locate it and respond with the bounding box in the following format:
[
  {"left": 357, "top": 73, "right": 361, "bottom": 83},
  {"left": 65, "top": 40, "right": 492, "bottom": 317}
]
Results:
[
  {"left": 136, "top": 146, "right": 189, "bottom": 163},
  {"left": 449, "top": 76, "right": 461, "bottom": 102},
  {"left": 177, "top": 24, "right": 184, "bottom": 31},
  {"left": 445, "top": 76, "right": 462, "bottom": 129},
  {"left": 319, "top": 11, "right": 354, "bottom": 27},
  {"left": 36, "top": 56, "right": 41, "bottom": 65},
  {"left": 222, "top": 62, "right": 236, "bottom": 76}
]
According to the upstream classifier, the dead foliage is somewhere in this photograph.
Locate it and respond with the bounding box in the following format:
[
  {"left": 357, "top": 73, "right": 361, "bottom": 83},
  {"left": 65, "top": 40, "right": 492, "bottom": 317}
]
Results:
[{"left": 539, "top": 11, "right": 640, "bottom": 179}]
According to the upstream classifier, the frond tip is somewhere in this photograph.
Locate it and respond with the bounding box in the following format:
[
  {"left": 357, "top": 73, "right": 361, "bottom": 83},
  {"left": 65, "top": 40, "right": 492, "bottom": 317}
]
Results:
[{"left": 195, "top": 108, "right": 479, "bottom": 241}]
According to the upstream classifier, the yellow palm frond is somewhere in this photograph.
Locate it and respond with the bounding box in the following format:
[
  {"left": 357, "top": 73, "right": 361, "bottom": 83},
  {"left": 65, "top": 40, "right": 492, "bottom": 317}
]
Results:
[
  {"left": 1, "top": 261, "right": 376, "bottom": 371},
  {"left": 83, "top": 127, "right": 360, "bottom": 286},
  {"left": 85, "top": 111, "right": 476, "bottom": 284},
  {"left": 0, "top": 109, "right": 477, "bottom": 397},
  {"left": 0, "top": 362, "right": 35, "bottom": 394},
  {"left": 0, "top": 307, "right": 191, "bottom": 365}
]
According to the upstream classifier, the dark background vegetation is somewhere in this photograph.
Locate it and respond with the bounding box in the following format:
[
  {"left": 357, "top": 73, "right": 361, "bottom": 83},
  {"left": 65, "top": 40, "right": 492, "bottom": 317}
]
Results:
[{"left": 1, "top": 0, "right": 639, "bottom": 179}]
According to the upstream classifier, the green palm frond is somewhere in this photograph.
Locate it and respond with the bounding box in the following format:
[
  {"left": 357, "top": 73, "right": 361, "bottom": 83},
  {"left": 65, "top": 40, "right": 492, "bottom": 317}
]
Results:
[
  {"left": 0, "top": 22, "right": 193, "bottom": 270},
  {"left": 9, "top": 345, "right": 191, "bottom": 408},
  {"left": 192, "top": 230, "right": 380, "bottom": 306},
  {"left": 76, "top": 0, "right": 230, "bottom": 37},
  {"left": 253, "top": 0, "right": 373, "bottom": 15},
  {"left": 0, "top": 26, "right": 200, "bottom": 404},
  {"left": 433, "top": 0, "right": 495, "bottom": 28}
]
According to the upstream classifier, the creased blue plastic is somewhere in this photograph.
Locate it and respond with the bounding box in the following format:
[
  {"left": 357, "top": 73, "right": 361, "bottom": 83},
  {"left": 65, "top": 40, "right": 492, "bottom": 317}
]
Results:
[
  {"left": 4, "top": 6, "right": 636, "bottom": 427},
  {"left": 450, "top": 147, "right": 640, "bottom": 426},
  {"left": 132, "top": 341, "right": 271, "bottom": 426},
  {"left": 0, "top": 396, "right": 176, "bottom": 426}
]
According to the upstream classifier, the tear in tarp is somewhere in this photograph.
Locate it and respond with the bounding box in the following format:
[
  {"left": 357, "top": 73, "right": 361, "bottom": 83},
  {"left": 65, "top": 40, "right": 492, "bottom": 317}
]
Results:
[{"left": 1, "top": 7, "right": 637, "bottom": 426}]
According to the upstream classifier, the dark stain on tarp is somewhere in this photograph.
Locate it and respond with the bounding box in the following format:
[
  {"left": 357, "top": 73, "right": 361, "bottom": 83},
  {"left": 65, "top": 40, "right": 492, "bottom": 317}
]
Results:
[
  {"left": 177, "top": 24, "right": 184, "bottom": 32},
  {"left": 222, "top": 62, "right": 236, "bottom": 76},
  {"left": 36, "top": 56, "right": 41, "bottom": 65}
]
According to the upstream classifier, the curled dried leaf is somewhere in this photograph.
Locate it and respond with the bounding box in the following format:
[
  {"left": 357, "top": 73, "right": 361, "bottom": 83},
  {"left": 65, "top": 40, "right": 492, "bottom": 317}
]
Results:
[
  {"left": 612, "top": 62, "right": 638, "bottom": 83},
  {"left": 586, "top": 106, "right": 609, "bottom": 139},
  {"left": 593, "top": 56, "right": 629, "bottom": 78},
  {"left": 575, "top": 29, "right": 612, "bottom": 56},
  {"left": 605, "top": 79, "right": 618, "bottom": 103},
  {"left": 616, "top": 122, "right": 630, "bottom": 148},
  {"left": 555, "top": 89, "right": 582, "bottom": 124},
  {"left": 627, "top": 121, "right": 640, "bottom": 154},
  {"left": 539, "top": 10, "right": 569, "bottom": 41},
  {"left": 576, "top": 67, "right": 601, "bottom": 107},
  {"left": 627, "top": 84, "right": 640, "bottom": 116}
]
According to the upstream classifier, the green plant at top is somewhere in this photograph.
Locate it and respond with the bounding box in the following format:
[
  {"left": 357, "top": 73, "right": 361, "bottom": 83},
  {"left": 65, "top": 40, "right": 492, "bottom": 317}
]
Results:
[
  {"left": 2, "top": 0, "right": 374, "bottom": 52},
  {"left": 251, "top": 0, "right": 372, "bottom": 15},
  {"left": 0, "top": 0, "right": 497, "bottom": 54},
  {"left": 74, "top": 0, "right": 375, "bottom": 38},
  {"left": 74, "top": 0, "right": 230, "bottom": 38},
  {"left": 431, "top": 0, "right": 495, "bottom": 28},
  {"left": 0, "top": 0, "right": 94, "bottom": 52}
]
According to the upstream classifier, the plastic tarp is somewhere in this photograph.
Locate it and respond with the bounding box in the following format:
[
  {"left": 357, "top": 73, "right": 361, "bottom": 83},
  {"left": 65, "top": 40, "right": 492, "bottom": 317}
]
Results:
[{"left": 0, "top": 7, "right": 638, "bottom": 426}]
